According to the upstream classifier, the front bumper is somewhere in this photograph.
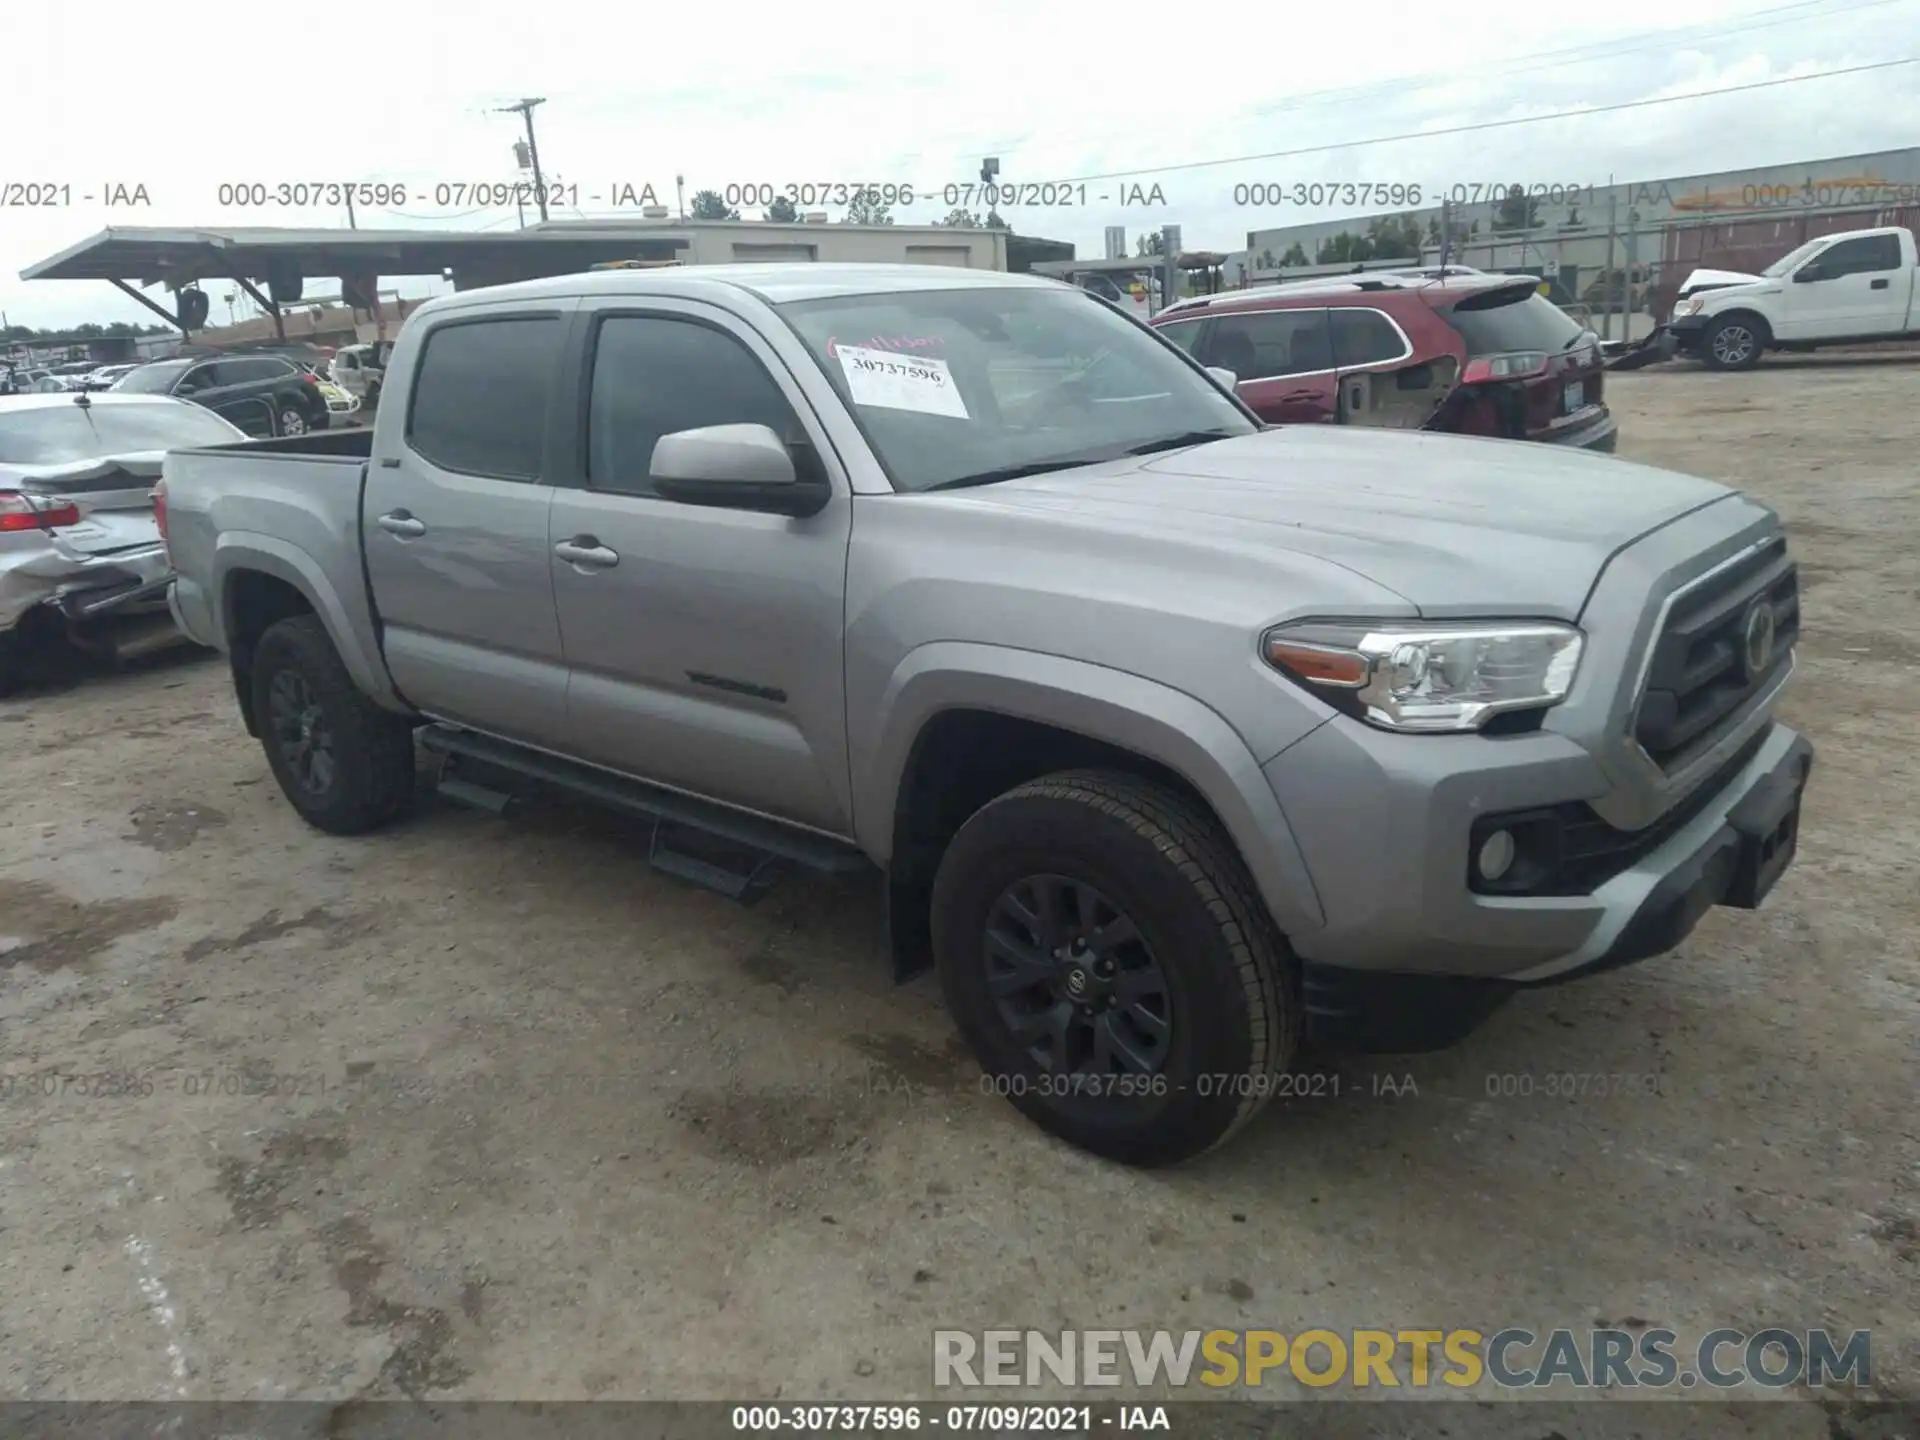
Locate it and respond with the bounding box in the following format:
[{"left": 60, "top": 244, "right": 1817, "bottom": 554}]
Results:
[
  {"left": 1666, "top": 315, "right": 1709, "bottom": 353},
  {"left": 1263, "top": 717, "right": 1812, "bottom": 1044}
]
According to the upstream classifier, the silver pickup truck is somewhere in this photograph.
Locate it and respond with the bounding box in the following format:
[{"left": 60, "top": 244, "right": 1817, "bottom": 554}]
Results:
[{"left": 159, "top": 263, "right": 1812, "bottom": 1166}]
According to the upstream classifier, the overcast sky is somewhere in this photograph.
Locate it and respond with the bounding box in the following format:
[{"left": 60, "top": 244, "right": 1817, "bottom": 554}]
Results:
[{"left": 5, "top": 0, "right": 1916, "bottom": 329}]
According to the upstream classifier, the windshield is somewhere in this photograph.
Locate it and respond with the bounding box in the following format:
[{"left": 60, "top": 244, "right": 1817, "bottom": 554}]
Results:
[
  {"left": 0, "top": 400, "right": 243, "bottom": 465},
  {"left": 777, "top": 285, "right": 1254, "bottom": 492},
  {"left": 113, "top": 361, "right": 191, "bottom": 394},
  {"left": 1760, "top": 239, "right": 1832, "bottom": 279},
  {"left": 1444, "top": 289, "right": 1590, "bottom": 355}
]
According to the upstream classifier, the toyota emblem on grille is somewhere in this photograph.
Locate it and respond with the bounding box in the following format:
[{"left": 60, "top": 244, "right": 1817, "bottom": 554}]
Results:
[{"left": 1742, "top": 600, "right": 1777, "bottom": 678}]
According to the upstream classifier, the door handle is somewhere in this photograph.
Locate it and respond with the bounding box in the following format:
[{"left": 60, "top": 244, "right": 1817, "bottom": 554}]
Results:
[
  {"left": 555, "top": 537, "right": 619, "bottom": 569},
  {"left": 377, "top": 510, "right": 426, "bottom": 538},
  {"left": 1870, "top": 278, "right": 1890, "bottom": 290}
]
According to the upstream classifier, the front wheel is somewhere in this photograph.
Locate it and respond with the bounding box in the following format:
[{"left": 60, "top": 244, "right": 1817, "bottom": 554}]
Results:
[
  {"left": 932, "top": 770, "right": 1298, "bottom": 1166},
  {"left": 251, "top": 615, "right": 416, "bottom": 834},
  {"left": 1703, "top": 315, "right": 1764, "bottom": 370}
]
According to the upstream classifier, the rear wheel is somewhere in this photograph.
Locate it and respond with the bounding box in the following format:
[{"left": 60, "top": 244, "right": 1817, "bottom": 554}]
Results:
[
  {"left": 251, "top": 615, "right": 415, "bottom": 834},
  {"left": 0, "top": 628, "right": 20, "bottom": 698},
  {"left": 276, "top": 399, "right": 310, "bottom": 436},
  {"left": 1703, "top": 315, "right": 1764, "bottom": 370},
  {"left": 932, "top": 770, "right": 1298, "bottom": 1166}
]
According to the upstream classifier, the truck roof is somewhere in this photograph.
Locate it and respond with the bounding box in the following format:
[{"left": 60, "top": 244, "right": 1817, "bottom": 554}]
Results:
[{"left": 416, "top": 262, "right": 1063, "bottom": 318}]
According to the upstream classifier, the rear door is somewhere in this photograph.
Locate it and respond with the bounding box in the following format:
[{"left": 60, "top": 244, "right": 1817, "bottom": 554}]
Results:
[
  {"left": 545, "top": 300, "right": 855, "bottom": 834},
  {"left": 361, "top": 303, "right": 578, "bottom": 743},
  {"left": 1328, "top": 305, "right": 1452, "bottom": 428},
  {"left": 1778, "top": 233, "right": 1908, "bottom": 339},
  {"left": 1198, "top": 308, "right": 1336, "bottom": 423}
]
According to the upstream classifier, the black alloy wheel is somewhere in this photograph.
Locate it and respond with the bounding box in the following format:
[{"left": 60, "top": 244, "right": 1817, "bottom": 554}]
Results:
[
  {"left": 267, "top": 668, "right": 336, "bottom": 798},
  {"left": 984, "top": 874, "right": 1172, "bottom": 1079}
]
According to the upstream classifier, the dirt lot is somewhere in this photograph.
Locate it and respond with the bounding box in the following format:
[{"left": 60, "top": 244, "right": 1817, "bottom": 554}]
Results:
[{"left": 1, "top": 360, "right": 1916, "bottom": 1425}]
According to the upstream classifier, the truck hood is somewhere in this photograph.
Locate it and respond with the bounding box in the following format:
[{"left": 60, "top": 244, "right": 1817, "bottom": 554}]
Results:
[
  {"left": 1676, "top": 266, "right": 1766, "bottom": 297},
  {"left": 961, "top": 427, "right": 1736, "bottom": 619}
]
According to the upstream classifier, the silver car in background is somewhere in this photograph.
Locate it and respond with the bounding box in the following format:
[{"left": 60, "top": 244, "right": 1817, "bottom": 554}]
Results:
[{"left": 0, "top": 392, "right": 246, "bottom": 693}]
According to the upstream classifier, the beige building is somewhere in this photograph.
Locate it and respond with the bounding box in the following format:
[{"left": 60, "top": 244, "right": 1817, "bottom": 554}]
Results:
[{"left": 448, "top": 218, "right": 1009, "bottom": 290}]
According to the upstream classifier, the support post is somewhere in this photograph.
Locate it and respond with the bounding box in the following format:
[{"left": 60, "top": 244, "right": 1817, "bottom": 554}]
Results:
[{"left": 110, "top": 278, "right": 194, "bottom": 338}]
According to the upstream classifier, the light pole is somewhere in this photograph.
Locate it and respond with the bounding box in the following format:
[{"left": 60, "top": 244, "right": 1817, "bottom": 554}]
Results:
[{"left": 494, "top": 98, "right": 550, "bottom": 222}]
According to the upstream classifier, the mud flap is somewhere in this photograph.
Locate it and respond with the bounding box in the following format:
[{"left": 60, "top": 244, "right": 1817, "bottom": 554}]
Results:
[{"left": 1339, "top": 358, "right": 1460, "bottom": 429}]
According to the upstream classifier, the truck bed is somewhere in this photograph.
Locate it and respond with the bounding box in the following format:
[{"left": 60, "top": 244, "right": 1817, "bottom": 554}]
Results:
[
  {"left": 161, "top": 426, "right": 388, "bottom": 702},
  {"left": 176, "top": 426, "right": 375, "bottom": 462}
]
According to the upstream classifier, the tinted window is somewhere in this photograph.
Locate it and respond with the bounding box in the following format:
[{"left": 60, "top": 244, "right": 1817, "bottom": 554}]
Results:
[
  {"left": 1155, "top": 319, "right": 1206, "bottom": 355},
  {"left": 1330, "top": 308, "right": 1409, "bottom": 367},
  {"left": 224, "top": 357, "right": 289, "bottom": 383},
  {"left": 1206, "top": 309, "right": 1333, "bottom": 378},
  {"left": 175, "top": 364, "right": 224, "bottom": 394},
  {"left": 1815, "top": 235, "right": 1902, "bottom": 277},
  {"left": 587, "top": 317, "right": 798, "bottom": 496},
  {"left": 407, "top": 316, "right": 563, "bottom": 480},
  {"left": 116, "top": 361, "right": 192, "bottom": 394},
  {"left": 1444, "top": 289, "right": 1588, "bottom": 356},
  {"left": 0, "top": 399, "right": 243, "bottom": 464}
]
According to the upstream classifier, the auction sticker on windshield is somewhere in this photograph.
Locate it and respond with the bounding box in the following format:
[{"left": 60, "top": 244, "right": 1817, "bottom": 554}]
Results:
[{"left": 836, "top": 345, "right": 970, "bottom": 419}]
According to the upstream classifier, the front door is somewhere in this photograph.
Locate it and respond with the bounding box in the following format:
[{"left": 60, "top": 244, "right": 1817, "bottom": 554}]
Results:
[
  {"left": 1199, "top": 308, "right": 1337, "bottom": 424},
  {"left": 360, "top": 305, "right": 577, "bottom": 743},
  {"left": 546, "top": 301, "right": 855, "bottom": 835},
  {"left": 1779, "top": 233, "right": 1908, "bottom": 340}
]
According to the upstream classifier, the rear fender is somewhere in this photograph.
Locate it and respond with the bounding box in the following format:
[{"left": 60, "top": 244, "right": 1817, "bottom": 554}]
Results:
[
  {"left": 213, "top": 532, "right": 406, "bottom": 710},
  {"left": 1343, "top": 356, "right": 1460, "bottom": 430}
]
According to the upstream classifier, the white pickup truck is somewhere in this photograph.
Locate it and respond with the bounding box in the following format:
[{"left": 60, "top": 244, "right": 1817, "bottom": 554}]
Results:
[{"left": 1666, "top": 224, "right": 1919, "bottom": 369}]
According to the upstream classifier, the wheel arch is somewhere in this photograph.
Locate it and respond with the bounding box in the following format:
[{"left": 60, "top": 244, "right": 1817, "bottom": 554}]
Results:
[
  {"left": 858, "top": 643, "right": 1327, "bottom": 980},
  {"left": 215, "top": 536, "right": 406, "bottom": 729}
]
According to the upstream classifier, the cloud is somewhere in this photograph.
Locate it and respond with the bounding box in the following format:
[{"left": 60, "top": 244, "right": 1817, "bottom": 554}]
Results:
[{"left": 3, "top": 0, "right": 1916, "bottom": 326}]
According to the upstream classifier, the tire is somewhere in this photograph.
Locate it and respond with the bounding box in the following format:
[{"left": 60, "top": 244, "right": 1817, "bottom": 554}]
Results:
[
  {"left": 0, "top": 628, "right": 20, "bottom": 698},
  {"left": 250, "top": 615, "right": 415, "bottom": 834},
  {"left": 276, "top": 399, "right": 310, "bottom": 437},
  {"left": 1703, "top": 314, "right": 1765, "bottom": 370},
  {"left": 932, "top": 769, "right": 1298, "bottom": 1166}
]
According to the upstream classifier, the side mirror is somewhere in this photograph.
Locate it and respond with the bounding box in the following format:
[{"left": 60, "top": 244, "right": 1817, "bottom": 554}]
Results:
[
  {"left": 649, "top": 423, "right": 830, "bottom": 518},
  {"left": 1793, "top": 264, "right": 1827, "bottom": 284},
  {"left": 1205, "top": 365, "right": 1239, "bottom": 390}
]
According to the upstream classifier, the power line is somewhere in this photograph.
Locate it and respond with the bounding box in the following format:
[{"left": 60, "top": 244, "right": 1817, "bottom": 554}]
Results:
[
  {"left": 1039, "top": 59, "right": 1918, "bottom": 186},
  {"left": 1237, "top": 0, "right": 1909, "bottom": 121}
]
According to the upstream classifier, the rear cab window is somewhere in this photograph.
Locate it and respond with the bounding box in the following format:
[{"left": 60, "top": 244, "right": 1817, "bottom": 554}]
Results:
[{"left": 405, "top": 315, "right": 565, "bottom": 480}]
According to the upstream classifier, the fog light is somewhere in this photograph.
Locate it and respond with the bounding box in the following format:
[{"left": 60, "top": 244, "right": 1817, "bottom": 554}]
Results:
[{"left": 1477, "top": 829, "right": 1517, "bottom": 882}]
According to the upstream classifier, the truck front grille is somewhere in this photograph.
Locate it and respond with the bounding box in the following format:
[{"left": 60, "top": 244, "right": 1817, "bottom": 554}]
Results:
[{"left": 1633, "top": 536, "right": 1798, "bottom": 772}]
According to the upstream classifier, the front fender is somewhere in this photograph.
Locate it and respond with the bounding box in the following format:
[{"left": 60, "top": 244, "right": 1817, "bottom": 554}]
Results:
[
  {"left": 211, "top": 531, "right": 406, "bottom": 711},
  {"left": 855, "top": 642, "right": 1327, "bottom": 938}
]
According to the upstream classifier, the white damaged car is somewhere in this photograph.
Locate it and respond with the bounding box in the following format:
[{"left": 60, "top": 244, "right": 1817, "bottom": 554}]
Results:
[{"left": 0, "top": 391, "right": 246, "bottom": 693}]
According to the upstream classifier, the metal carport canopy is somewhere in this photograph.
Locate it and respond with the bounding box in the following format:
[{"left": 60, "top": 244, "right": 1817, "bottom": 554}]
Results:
[{"left": 18, "top": 224, "right": 689, "bottom": 285}]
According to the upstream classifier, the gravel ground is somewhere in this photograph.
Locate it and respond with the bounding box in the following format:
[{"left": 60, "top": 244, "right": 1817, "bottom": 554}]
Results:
[{"left": 1, "top": 360, "right": 1915, "bottom": 1429}]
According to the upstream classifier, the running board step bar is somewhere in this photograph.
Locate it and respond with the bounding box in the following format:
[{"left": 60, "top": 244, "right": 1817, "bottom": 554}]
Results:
[{"left": 418, "top": 725, "right": 870, "bottom": 902}]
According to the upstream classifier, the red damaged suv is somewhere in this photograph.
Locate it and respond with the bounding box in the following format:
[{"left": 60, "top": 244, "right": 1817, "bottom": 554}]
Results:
[{"left": 1150, "top": 273, "right": 1616, "bottom": 451}]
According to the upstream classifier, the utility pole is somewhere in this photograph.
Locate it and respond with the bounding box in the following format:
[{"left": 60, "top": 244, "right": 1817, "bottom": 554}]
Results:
[
  {"left": 1603, "top": 177, "right": 1619, "bottom": 343},
  {"left": 495, "top": 98, "right": 550, "bottom": 222}
]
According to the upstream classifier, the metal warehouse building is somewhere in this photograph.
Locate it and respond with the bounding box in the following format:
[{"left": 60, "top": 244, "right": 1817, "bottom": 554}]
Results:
[{"left": 1241, "top": 147, "right": 1920, "bottom": 340}]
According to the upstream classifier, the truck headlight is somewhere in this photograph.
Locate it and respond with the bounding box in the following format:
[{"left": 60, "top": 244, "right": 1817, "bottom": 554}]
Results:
[
  {"left": 1678, "top": 295, "right": 1706, "bottom": 316},
  {"left": 1263, "top": 621, "right": 1584, "bottom": 732}
]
